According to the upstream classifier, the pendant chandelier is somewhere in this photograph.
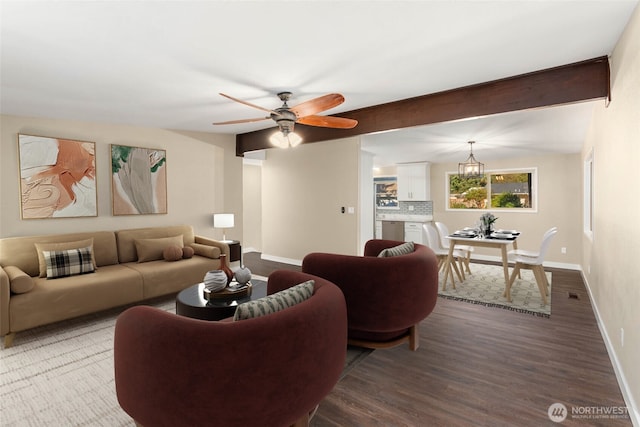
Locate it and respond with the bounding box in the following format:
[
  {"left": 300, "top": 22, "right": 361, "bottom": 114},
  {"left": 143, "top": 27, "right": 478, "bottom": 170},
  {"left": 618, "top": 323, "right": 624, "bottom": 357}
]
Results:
[{"left": 458, "top": 141, "right": 484, "bottom": 179}]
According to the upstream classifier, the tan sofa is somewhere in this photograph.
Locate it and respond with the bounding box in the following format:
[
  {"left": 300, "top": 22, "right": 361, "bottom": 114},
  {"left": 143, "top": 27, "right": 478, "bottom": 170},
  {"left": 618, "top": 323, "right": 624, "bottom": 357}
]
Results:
[{"left": 0, "top": 225, "right": 228, "bottom": 348}]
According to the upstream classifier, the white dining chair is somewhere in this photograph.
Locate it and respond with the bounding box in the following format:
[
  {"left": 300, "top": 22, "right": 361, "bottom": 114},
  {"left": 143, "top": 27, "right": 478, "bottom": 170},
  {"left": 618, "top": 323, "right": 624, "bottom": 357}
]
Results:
[
  {"left": 507, "top": 226, "right": 558, "bottom": 258},
  {"left": 423, "top": 223, "right": 466, "bottom": 289},
  {"left": 434, "top": 222, "right": 473, "bottom": 274},
  {"left": 506, "top": 227, "right": 558, "bottom": 305},
  {"left": 507, "top": 226, "right": 557, "bottom": 280}
]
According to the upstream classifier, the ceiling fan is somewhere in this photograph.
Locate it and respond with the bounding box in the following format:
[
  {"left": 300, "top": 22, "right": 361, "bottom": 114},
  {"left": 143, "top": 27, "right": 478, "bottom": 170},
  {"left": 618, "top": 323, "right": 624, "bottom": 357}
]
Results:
[{"left": 213, "top": 92, "right": 358, "bottom": 148}]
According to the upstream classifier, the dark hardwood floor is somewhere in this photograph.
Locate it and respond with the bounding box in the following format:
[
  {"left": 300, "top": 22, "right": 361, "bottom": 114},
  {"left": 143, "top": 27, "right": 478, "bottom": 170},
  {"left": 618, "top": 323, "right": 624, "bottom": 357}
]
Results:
[
  {"left": 243, "top": 251, "right": 302, "bottom": 277},
  {"left": 243, "top": 252, "right": 631, "bottom": 426}
]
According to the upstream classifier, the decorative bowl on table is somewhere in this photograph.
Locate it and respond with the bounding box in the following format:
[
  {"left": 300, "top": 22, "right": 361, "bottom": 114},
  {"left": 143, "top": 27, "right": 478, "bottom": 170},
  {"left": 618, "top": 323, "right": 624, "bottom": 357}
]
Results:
[
  {"left": 491, "top": 232, "right": 513, "bottom": 239},
  {"left": 496, "top": 229, "right": 520, "bottom": 235},
  {"left": 454, "top": 229, "right": 476, "bottom": 237},
  {"left": 203, "top": 270, "right": 227, "bottom": 293},
  {"left": 234, "top": 266, "right": 252, "bottom": 285}
]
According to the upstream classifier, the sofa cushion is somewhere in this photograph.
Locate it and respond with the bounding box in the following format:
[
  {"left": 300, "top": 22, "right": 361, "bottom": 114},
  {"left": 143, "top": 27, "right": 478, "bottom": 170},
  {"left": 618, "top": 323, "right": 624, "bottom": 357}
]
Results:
[
  {"left": 233, "top": 280, "right": 314, "bottom": 321},
  {"left": 35, "top": 239, "right": 97, "bottom": 277},
  {"left": 182, "top": 246, "right": 194, "bottom": 259},
  {"left": 189, "top": 243, "right": 220, "bottom": 259},
  {"left": 10, "top": 265, "right": 144, "bottom": 334},
  {"left": 123, "top": 256, "right": 218, "bottom": 299},
  {"left": 1, "top": 232, "right": 117, "bottom": 278},
  {"left": 5, "top": 266, "right": 35, "bottom": 294},
  {"left": 377, "top": 241, "right": 414, "bottom": 258},
  {"left": 163, "top": 245, "right": 183, "bottom": 262},
  {"left": 116, "top": 226, "right": 196, "bottom": 263},
  {"left": 43, "top": 246, "right": 96, "bottom": 279},
  {"left": 135, "top": 235, "right": 184, "bottom": 263}
]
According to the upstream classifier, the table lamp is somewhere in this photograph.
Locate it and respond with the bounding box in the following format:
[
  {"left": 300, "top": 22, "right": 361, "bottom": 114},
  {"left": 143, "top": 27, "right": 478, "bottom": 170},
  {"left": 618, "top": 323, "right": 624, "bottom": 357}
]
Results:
[{"left": 213, "top": 213, "right": 234, "bottom": 242}]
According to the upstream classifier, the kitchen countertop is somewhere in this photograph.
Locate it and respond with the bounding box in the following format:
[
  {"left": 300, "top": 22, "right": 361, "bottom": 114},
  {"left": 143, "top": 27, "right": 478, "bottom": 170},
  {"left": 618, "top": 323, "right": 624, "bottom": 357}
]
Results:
[{"left": 376, "top": 214, "right": 433, "bottom": 222}]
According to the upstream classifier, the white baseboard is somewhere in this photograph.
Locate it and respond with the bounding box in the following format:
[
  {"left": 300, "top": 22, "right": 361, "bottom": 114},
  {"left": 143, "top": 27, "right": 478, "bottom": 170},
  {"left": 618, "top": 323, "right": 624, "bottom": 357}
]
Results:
[
  {"left": 580, "top": 271, "right": 639, "bottom": 426},
  {"left": 260, "top": 253, "right": 303, "bottom": 267}
]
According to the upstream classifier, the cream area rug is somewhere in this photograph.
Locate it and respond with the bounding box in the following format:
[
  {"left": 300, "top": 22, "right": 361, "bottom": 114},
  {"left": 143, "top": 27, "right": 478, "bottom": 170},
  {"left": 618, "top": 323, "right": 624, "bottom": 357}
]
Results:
[
  {"left": 438, "top": 263, "right": 552, "bottom": 317},
  {"left": 0, "top": 280, "right": 371, "bottom": 426},
  {"left": 1, "top": 297, "right": 176, "bottom": 426}
]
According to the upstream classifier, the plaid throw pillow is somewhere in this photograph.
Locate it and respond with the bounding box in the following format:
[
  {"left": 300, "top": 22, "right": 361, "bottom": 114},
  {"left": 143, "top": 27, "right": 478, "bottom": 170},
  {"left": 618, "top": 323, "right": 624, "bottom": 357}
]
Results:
[
  {"left": 43, "top": 246, "right": 96, "bottom": 279},
  {"left": 233, "top": 280, "right": 315, "bottom": 321},
  {"left": 378, "top": 241, "right": 415, "bottom": 257}
]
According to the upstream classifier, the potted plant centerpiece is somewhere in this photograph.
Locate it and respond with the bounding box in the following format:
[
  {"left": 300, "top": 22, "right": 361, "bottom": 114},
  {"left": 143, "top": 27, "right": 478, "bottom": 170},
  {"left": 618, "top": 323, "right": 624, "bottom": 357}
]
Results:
[{"left": 479, "top": 212, "right": 498, "bottom": 237}]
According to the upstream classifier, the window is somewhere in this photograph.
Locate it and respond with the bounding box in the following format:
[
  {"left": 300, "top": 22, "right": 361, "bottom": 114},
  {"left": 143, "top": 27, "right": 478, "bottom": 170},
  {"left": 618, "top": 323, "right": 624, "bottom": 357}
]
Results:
[
  {"left": 374, "top": 176, "right": 399, "bottom": 209},
  {"left": 447, "top": 168, "right": 537, "bottom": 211}
]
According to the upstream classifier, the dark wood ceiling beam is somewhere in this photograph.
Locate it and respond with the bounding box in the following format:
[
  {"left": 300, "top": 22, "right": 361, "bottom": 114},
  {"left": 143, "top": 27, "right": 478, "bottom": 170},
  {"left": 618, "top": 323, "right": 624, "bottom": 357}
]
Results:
[{"left": 236, "top": 56, "right": 609, "bottom": 156}]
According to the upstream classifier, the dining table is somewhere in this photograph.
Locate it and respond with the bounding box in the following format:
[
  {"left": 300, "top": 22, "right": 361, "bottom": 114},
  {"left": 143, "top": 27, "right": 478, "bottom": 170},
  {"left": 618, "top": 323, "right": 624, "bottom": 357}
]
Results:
[{"left": 443, "top": 230, "right": 520, "bottom": 291}]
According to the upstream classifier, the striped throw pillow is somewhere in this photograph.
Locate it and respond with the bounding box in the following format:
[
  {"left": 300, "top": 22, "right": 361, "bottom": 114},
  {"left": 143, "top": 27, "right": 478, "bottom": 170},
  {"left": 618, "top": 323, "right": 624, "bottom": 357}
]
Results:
[
  {"left": 378, "top": 241, "right": 415, "bottom": 257},
  {"left": 233, "top": 280, "right": 314, "bottom": 321},
  {"left": 43, "top": 246, "right": 96, "bottom": 279}
]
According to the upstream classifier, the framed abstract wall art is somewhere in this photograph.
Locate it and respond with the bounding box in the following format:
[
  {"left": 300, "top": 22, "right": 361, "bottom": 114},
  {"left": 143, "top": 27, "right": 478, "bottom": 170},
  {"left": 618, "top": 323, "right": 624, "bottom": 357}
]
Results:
[
  {"left": 111, "top": 144, "right": 167, "bottom": 215},
  {"left": 18, "top": 134, "right": 97, "bottom": 219}
]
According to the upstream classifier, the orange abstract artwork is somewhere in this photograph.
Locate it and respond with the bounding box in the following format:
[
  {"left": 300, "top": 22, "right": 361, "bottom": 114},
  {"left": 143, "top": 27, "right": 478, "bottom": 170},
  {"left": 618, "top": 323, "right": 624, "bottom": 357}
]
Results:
[{"left": 18, "top": 134, "right": 97, "bottom": 219}]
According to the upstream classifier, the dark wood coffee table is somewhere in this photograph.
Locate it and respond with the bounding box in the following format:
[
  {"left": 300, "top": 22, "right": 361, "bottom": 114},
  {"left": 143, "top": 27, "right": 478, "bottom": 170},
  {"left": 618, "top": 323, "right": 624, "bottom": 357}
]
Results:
[{"left": 176, "top": 280, "right": 267, "bottom": 321}]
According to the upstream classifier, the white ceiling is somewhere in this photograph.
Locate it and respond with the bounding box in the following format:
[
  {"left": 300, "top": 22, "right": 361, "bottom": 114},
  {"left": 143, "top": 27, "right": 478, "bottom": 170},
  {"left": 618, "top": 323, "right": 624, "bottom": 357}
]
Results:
[
  {"left": 1, "top": 1, "right": 637, "bottom": 166},
  {"left": 361, "top": 101, "right": 599, "bottom": 166}
]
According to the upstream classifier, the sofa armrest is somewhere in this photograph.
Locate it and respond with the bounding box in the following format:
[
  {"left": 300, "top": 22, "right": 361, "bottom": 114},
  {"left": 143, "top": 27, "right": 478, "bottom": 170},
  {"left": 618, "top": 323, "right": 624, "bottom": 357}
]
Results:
[
  {"left": 0, "top": 266, "right": 10, "bottom": 336},
  {"left": 194, "top": 236, "right": 229, "bottom": 258}
]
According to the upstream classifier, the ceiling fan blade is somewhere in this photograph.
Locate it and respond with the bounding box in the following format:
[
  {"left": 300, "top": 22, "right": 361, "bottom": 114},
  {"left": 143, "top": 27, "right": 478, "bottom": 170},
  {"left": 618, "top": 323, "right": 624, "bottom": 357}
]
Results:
[
  {"left": 290, "top": 93, "right": 345, "bottom": 118},
  {"left": 212, "top": 117, "right": 269, "bottom": 125},
  {"left": 219, "top": 93, "right": 278, "bottom": 114},
  {"left": 297, "top": 115, "right": 358, "bottom": 129}
]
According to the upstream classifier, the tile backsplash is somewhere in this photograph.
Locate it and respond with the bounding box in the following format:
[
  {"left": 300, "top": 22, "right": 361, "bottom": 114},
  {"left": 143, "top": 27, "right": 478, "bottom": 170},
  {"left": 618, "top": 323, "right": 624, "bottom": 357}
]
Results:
[{"left": 378, "top": 201, "right": 433, "bottom": 216}]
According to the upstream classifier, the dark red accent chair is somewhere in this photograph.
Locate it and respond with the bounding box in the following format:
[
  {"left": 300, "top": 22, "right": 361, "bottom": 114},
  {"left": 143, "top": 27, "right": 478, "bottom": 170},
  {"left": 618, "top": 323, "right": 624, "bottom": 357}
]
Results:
[
  {"left": 302, "top": 239, "right": 439, "bottom": 351},
  {"left": 114, "top": 271, "right": 347, "bottom": 427}
]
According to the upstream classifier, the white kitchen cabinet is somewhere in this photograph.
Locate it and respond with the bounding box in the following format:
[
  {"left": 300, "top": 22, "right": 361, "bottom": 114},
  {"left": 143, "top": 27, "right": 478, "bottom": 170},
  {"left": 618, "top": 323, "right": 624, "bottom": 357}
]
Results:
[
  {"left": 404, "top": 222, "right": 424, "bottom": 245},
  {"left": 397, "top": 163, "right": 430, "bottom": 201}
]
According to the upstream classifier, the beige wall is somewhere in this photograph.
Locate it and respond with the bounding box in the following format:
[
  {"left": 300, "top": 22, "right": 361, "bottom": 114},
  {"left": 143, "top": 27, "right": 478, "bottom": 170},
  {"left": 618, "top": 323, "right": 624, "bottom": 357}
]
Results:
[
  {"left": 242, "top": 162, "right": 263, "bottom": 252},
  {"left": 261, "top": 137, "right": 360, "bottom": 263},
  {"left": 582, "top": 3, "right": 640, "bottom": 420},
  {"left": 430, "top": 154, "right": 582, "bottom": 267},
  {"left": 0, "top": 115, "right": 243, "bottom": 241}
]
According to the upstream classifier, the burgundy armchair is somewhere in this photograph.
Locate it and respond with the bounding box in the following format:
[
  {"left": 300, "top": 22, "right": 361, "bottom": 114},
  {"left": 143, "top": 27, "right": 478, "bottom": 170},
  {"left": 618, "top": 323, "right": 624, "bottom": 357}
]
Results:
[
  {"left": 114, "top": 271, "right": 347, "bottom": 427},
  {"left": 302, "top": 239, "right": 439, "bottom": 351}
]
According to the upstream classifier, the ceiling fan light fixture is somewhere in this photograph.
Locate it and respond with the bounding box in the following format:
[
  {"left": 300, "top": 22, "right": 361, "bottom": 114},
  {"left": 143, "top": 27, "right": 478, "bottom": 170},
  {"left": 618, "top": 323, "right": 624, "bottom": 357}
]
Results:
[
  {"left": 288, "top": 131, "right": 302, "bottom": 147},
  {"left": 270, "top": 117, "right": 303, "bottom": 148},
  {"left": 269, "top": 131, "right": 290, "bottom": 149},
  {"left": 269, "top": 129, "right": 302, "bottom": 148},
  {"left": 458, "top": 141, "right": 485, "bottom": 179}
]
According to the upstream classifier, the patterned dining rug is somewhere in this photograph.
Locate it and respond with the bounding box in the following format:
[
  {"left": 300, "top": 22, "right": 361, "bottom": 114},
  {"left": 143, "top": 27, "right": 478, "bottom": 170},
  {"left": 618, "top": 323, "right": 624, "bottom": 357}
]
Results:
[
  {"left": 0, "top": 279, "right": 372, "bottom": 426},
  {"left": 438, "top": 263, "right": 552, "bottom": 317}
]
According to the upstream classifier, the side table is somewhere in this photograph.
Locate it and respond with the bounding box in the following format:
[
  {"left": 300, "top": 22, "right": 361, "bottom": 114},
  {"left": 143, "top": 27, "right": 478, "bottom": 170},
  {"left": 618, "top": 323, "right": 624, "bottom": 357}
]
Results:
[
  {"left": 225, "top": 240, "right": 242, "bottom": 263},
  {"left": 176, "top": 281, "right": 266, "bottom": 321}
]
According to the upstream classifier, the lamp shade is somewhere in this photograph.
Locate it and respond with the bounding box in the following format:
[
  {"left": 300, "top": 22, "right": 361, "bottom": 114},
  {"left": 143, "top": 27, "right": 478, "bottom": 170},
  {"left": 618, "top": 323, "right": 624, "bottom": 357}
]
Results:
[
  {"left": 288, "top": 132, "right": 303, "bottom": 147},
  {"left": 269, "top": 131, "right": 289, "bottom": 149},
  {"left": 213, "top": 213, "right": 234, "bottom": 229},
  {"left": 269, "top": 130, "right": 302, "bottom": 148}
]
